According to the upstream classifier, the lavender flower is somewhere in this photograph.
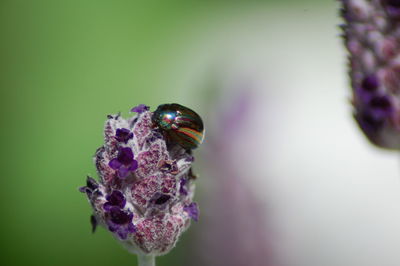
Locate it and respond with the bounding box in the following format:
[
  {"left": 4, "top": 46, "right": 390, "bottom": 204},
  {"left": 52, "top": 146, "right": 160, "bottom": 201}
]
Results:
[
  {"left": 341, "top": 0, "right": 400, "bottom": 149},
  {"left": 108, "top": 147, "right": 138, "bottom": 178},
  {"left": 115, "top": 128, "right": 134, "bottom": 143},
  {"left": 131, "top": 104, "right": 150, "bottom": 113},
  {"left": 79, "top": 104, "right": 199, "bottom": 260},
  {"left": 103, "top": 190, "right": 126, "bottom": 211},
  {"left": 183, "top": 202, "right": 199, "bottom": 222}
]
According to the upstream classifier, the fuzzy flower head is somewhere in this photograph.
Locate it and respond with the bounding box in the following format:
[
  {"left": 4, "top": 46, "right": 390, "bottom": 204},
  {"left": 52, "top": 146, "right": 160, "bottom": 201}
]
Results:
[
  {"left": 80, "top": 104, "right": 200, "bottom": 256},
  {"left": 342, "top": 0, "right": 400, "bottom": 149}
]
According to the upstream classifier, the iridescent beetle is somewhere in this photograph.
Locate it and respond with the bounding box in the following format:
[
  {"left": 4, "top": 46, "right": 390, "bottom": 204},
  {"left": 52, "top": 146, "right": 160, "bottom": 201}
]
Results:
[{"left": 152, "top": 103, "right": 204, "bottom": 150}]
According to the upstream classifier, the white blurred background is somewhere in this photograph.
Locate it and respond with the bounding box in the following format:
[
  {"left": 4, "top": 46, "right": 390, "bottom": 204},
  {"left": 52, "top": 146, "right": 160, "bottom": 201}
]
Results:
[{"left": 167, "top": 2, "right": 400, "bottom": 266}]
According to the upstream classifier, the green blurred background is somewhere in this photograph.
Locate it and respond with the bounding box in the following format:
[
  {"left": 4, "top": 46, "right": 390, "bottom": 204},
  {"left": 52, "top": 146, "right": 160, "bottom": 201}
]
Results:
[{"left": 0, "top": 0, "right": 332, "bottom": 265}]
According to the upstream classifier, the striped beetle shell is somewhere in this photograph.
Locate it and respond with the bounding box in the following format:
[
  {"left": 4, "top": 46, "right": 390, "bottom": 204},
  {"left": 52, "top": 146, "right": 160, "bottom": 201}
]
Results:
[{"left": 152, "top": 103, "right": 204, "bottom": 150}]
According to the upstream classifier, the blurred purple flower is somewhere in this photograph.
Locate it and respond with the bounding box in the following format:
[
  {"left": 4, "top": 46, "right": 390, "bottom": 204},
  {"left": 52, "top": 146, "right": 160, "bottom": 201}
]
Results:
[
  {"left": 341, "top": 0, "right": 400, "bottom": 149},
  {"left": 186, "top": 89, "right": 275, "bottom": 266}
]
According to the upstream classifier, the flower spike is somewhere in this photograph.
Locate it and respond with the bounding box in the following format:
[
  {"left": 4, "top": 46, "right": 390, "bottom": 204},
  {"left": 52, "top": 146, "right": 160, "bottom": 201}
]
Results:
[
  {"left": 341, "top": 0, "right": 400, "bottom": 149},
  {"left": 79, "top": 104, "right": 201, "bottom": 258}
]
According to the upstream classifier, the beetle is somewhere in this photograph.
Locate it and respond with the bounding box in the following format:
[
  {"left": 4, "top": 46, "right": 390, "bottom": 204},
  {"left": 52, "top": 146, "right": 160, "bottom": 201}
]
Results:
[{"left": 152, "top": 103, "right": 204, "bottom": 150}]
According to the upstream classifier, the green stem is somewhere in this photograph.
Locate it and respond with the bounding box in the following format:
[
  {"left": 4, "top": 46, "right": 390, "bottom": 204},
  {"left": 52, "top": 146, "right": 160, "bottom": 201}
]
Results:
[{"left": 137, "top": 254, "right": 155, "bottom": 266}]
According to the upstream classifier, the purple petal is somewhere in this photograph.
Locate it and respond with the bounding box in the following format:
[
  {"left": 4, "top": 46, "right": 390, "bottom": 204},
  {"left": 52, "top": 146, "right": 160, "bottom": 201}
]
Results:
[
  {"left": 384, "top": 0, "right": 400, "bottom": 17},
  {"left": 128, "top": 222, "right": 136, "bottom": 233},
  {"left": 129, "top": 160, "right": 138, "bottom": 171},
  {"left": 131, "top": 104, "right": 150, "bottom": 113},
  {"left": 103, "top": 202, "right": 113, "bottom": 211},
  {"left": 107, "top": 219, "right": 119, "bottom": 232},
  {"left": 108, "top": 224, "right": 118, "bottom": 233},
  {"left": 369, "top": 95, "right": 392, "bottom": 114},
  {"left": 179, "top": 178, "right": 188, "bottom": 195},
  {"left": 117, "top": 147, "right": 134, "bottom": 165},
  {"left": 109, "top": 207, "right": 131, "bottom": 225},
  {"left": 109, "top": 158, "right": 122, "bottom": 170},
  {"left": 356, "top": 111, "right": 385, "bottom": 135},
  {"left": 184, "top": 202, "right": 199, "bottom": 222},
  {"left": 106, "top": 190, "right": 126, "bottom": 208},
  {"left": 361, "top": 74, "right": 379, "bottom": 92},
  {"left": 115, "top": 128, "right": 134, "bottom": 143},
  {"left": 116, "top": 128, "right": 130, "bottom": 136},
  {"left": 117, "top": 230, "right": 128, "bottom": 240},
  {"left": 185, "top": 156, "right": 195, "bottom": 162},
  {"left": 118, "top": 165, "right": 130, "bottom": 178}
]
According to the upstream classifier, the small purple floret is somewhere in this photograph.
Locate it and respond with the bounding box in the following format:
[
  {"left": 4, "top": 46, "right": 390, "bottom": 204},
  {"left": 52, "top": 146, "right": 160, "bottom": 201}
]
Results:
[
  {"left": 104, "top": 190, "right": 126, "bottom": 211},
  {"left": 184, "top": 202, "right": 199, "bottom": 222},
  {"left": 131, "top": 104, "right": 150, "bottom": 113},
  {"left": 361, "top": 74, "right": 379, "bottom": 92},
  {"left": 179, "top": 178, "right": 188, "bottom": 196},
  {"left": 106, "top": 207, "right": 136, "bottom": 239},
  {"left": 367, "top": 95, "right": 393, "bottom": 121},
  {"left": 109, "top": 207, "right": 131, "bottom": 224},
  {"left": 118, "top": 147, "right": 134, "bottom": 164},
  {"left": 357, "top": 111, "right": 385, "bottom": 134},
  {"left": 369, "top": 95, "right": 392, "bottom": 112},
  {"left": 115, "top": 128, "right": 133, "bottom": 143},
  {"left": 109, "top": 147, "right": 138, "bottom": 178}
]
